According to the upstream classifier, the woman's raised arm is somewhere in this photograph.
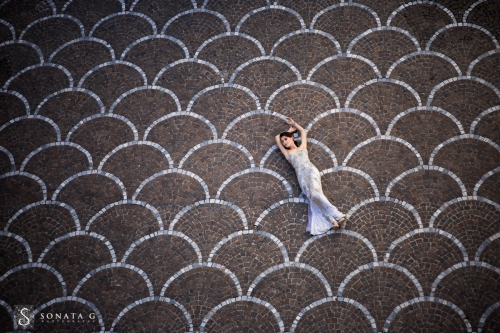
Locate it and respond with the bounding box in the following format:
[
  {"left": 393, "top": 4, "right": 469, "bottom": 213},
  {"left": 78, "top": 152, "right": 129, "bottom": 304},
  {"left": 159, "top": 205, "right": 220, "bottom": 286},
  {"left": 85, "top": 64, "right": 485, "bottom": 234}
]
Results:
[{"left": 286, "top": 117, "right": 307, "bottom": 150}]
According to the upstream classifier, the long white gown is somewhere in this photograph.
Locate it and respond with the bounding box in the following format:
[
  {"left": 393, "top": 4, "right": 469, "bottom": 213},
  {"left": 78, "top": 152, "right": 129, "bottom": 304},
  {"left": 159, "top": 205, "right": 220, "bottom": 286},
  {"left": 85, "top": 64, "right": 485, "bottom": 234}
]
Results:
[{"left": 286, "top": 149, "right": 345, "bottom": 235}]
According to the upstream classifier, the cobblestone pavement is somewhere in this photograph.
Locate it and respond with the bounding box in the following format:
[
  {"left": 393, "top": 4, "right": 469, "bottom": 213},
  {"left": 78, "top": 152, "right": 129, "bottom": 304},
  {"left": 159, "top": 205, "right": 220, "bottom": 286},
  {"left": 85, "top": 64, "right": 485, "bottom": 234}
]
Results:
[{"left": 1, "top": 0, "right": 500, "bottom": 332}]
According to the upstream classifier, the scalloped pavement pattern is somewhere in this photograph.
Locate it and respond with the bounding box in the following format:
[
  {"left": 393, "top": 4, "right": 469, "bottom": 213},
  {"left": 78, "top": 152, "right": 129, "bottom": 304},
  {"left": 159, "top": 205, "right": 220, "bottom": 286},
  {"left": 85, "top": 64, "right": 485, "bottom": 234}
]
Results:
[{"left": 1, "top": 1, "right": 500, "bottom": 333}]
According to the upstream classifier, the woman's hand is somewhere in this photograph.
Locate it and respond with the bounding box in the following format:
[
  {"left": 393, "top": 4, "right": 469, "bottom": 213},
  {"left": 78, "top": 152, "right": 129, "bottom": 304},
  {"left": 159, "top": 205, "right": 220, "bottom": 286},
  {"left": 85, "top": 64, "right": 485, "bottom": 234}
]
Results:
[{"left": 285, "top": 117, "right": 297, "bottom": 132}]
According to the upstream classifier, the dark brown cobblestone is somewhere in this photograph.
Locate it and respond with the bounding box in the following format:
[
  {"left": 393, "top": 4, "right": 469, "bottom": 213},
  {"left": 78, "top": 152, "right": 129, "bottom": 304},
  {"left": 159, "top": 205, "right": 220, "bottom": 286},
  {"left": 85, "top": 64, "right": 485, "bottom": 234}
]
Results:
[
  {"left": 75, "top": 266, "right": 151, "bottom": 328},
  {"left": 308, "top": 112, "right": 378, "bottom": 163},
  {"left": 0, "top": 175, "right": 44, "bottom": 228},
  {"left": 132, "top": 0, "right": 193, "bottom": 29},
  {"left": 322, "top": 171, "right": 376, "bottom": 214},
  {"left": 0, "top": 306, "right": 13, "bottom": 332},
  {"left": 238, "top": 8, "right": 302, "bottom": 54},
  {"left": 122, "top": 37, "right": 186, "bottom": 83},
  {"left": 189, "top": 87, "right": 257, "bottom": 135},
  {"left": 482, "top": 306, "right": 500, "bottom": 333},
  {"left": 310, "top": 57, "right": 378, "bottom": 106},
  {"left": 434, "top": 266, "right": 500, "bottom": 331},
  {"left": 481, "top": 237, "right": 500, "bottom": 268},
  {"left": 477, "top": 172, "right": 500, "bottom": 204},
  {"left": 251, "top": 266, "right": 329, "bottom": 331},
  {"left": 432, "top": 138, "right": 500, "bottom": 194},
  {"left": 430, "top": 26, "right": 496, "bottom": 73},
  {"left": 471, "top": 52, "right": 500, "bottom": 96},
  {"left": 0, "top": 118, "right": 56, "bottom": 169},
  {"left": 197, "top": 35, "right": 263, "bottom": 75},
  {"left": 182, "top": 143, "right": 252, "bottom": 195},
  {"left": 391, "top": 4, "right": 453, "bottom": 47},
  {"left": 211, "top": 233, "right": 285, "bottom": 293},
  {"left": 258, "top": 202, "right": 309, "bottom": 259},
  {"left": 273, "top": 32, "right": 340, "bottom": 77},
  {"left": 125, "top": 234, "right": 199, "bottom": 295},
  {"left": 348, "top": 81, "right": 419, "bottom": 133},
  {"left": 388, "top": 232, "right": 464, "bottom": 293},
  {"left": 64, "top": 0, "right": 123, "bottom": 35},
  {"left": 465, "top": 0, "right": 500, "bottom": 41},
  {"left": 232, "top": 59, "right": 299, "bottom": 104},
  {"left": 225, "top": 113, "right": 288, "bottom": 163},
  {"left": 42, "top": 234, "right": 113, "bottom": 293},
  {"left": 173, "top": 204, "right": 242, "bottom": 260},
  {"left": 293, "top": 300, "right": 377, "bottom": 333},
  {"left": 0, "top": 152, "right": 10, "bottom": 174},
  {"left": 205, "top": 0, "right": 268, "bottom": 30},
  {"left": 0, "top": 92, "right": 27, "bottom": 127},
  {"left": 434, "top": 0, "right": 477, "bottom": 21},
  {"left": 0, "top": 24, "right": 12, "bottom": 43},
  {"left": 0, "top": 267, "right": 64, "bottom": 308},
  {"left": 0, "top": 43, "right": 40, "bottom": 86},
  {"left": 56, "top": 174, "right": 124, "bottom": 223},
  {"left": 79, "top": 63, "right": 145, "bottom": 108},
  {"left": 24, "top": 145, "right": 90, "bottom": 196},
  {"left": 346, "top": 139, "right": 420, "bottom": 191},
  {"left": 1, "top": 1, "right": 499, "bottom": 331},
  {"left": 342, "top": 266, "right": 421, "bottom": 330},
  {"left": 387, "top": 301, "right": 470, "bottom": 333},
  {"left": 51, "top": 41, "right": 114, "bottom": 83},
  {"left": 433, "top": 200, "right": 500, "bottom": 257},
  {"left": 218, "top": 171, "right": 290, "bottom": 224},
  {"left": 390, "top": 170, "right": 463, "bottom": 225},
  {"left": 0, "top": 0, "right": 49, "bottom": 37},
  {"left": 88, "top": 203, "right": 161, "bottom": 260},
  {"left": 474, "top": 110, "right": 500, "bottom": 145},
  {"left": 300, "top": 232, "right": 374, "bottom": 293},
  {"left": 146, "top": 115, "right": 214, "bottom": 166},
  {"left": 314, "top": 5, "right": 378, "bottom": 52},
  {"left": 100, "top": 144, "right": 170, "bottom": 197},
  {"left": 430, "top": 80, "right": 500, "bottom": 129},
  {"left": 163, "top": 12, "right": 228, "bottom": 56},
  {"left": 163, "top": 267, "right": 239, "bottom": 330},
  {"left": 391, "top": 110, "right": 462, "bottom": 163},
  {"left": 70, "top": 117, "right": 135, "bottom": 165},
  {"left": 91, "top": 14, "right": 155, "bottom": 57},
  {"left": 349, "top": 201, "right": 420, "bottom": 260},
  {"left": 267, "top": 84, "right": 338, "bottom": 126},
  {"left": 8, "top": 203, "right": 77, "bottom": 260},
  {"left": 135, "top": 172, "right": 207, "bottom": 224},
  {"left": 37, "top": 90, "right": 104, "bottom": 138},
  {"left": 111, "top": 88, "right": 179, "bottom": 137},
  {"left": 350, "top": 29, "right": 418, "bottom": 75},
  {"left": 155, "top": 61, "right": 222, "bottom": 108},
  {"left": 21, "top": 17, "right": 83, "bottom": 59},
  {"left": 277, "top": 0, "right": 341, "bottom": 27},
  {"left": 113, "top": 300, "right": 190, "bottom": 333},
  {"left": 0, "top": 235, "right": 29, "bottom": 276},
  {"left": 8, "top": 66, "right": 70, "bottom": 110},
  {"left": 355, "top": 0, "right": 407, "bottom": 23},
  {"left": 203, "top": 300, "right": 281, "bottom": 333},
  {"left": 389, "top": 54, "right": 457, "bottom": 104}
]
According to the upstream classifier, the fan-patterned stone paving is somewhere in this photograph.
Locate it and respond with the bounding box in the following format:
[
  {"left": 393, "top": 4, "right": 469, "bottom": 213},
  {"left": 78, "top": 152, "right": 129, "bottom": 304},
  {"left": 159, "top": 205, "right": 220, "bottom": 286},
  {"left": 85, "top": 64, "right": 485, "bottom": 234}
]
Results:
[{"left": 1, "top": 1, "right": 499, "bottom": 332}]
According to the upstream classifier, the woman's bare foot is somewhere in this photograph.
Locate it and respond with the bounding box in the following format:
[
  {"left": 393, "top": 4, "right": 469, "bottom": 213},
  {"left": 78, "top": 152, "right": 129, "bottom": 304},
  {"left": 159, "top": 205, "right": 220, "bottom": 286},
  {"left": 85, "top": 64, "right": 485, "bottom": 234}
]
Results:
[{"left": 332, "top": 220, "right": 340, "bottom": 230}]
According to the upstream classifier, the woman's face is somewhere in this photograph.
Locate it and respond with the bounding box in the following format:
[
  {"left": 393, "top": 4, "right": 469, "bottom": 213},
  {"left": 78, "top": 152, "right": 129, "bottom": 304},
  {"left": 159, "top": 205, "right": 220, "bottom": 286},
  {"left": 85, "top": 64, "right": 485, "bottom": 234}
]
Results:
[{"left": 281, "top": 136, "right": 294, "bottom": 149}]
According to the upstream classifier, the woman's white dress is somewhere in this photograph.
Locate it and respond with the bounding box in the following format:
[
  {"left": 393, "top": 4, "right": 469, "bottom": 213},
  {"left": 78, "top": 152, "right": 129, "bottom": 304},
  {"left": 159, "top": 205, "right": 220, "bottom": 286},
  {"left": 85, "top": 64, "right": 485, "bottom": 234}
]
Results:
[{"left": 287, "top": 149, "right": 345, "bottom": 235}]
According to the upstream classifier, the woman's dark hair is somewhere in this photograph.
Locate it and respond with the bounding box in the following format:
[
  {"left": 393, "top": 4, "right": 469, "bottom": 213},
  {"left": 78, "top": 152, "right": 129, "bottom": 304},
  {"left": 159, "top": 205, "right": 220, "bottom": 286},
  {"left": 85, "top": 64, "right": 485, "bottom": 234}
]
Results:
[{"left": 279, "top": 131, "right": 300, "bottom": 148}]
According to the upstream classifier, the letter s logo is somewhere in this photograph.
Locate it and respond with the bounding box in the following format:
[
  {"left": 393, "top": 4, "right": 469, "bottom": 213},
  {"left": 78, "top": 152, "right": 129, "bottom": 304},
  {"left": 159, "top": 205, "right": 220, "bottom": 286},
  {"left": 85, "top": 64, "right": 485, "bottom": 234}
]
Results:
[{"left": 18, "top": 307, "right": 30, "bottom": 326}]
